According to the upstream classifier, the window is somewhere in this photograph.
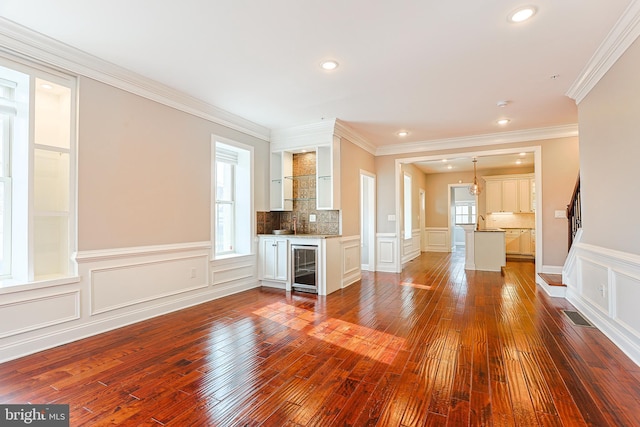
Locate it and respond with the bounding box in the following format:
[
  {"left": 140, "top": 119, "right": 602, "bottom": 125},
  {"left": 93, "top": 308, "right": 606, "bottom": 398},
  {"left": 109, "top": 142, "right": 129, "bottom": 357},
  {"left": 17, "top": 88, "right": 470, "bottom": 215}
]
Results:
[
  {"left": 213, "top": 138, "right": 252, "bottom": 258},
  {"left": 455, "top": 202, "right": 476, "bottom": 225},
  {"left": 403, "top": 172, "right": 412, "bottom": 240},
  {"left": 0, "top": 57, "right": 76, "bottom": 285}
]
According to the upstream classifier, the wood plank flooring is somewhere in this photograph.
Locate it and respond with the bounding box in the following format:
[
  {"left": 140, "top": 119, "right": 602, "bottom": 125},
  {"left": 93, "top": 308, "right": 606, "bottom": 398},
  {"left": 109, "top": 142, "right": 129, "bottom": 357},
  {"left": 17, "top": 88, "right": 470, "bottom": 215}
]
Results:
[{"left": 2, "top": 250, "right": 640, "bottom": 426}]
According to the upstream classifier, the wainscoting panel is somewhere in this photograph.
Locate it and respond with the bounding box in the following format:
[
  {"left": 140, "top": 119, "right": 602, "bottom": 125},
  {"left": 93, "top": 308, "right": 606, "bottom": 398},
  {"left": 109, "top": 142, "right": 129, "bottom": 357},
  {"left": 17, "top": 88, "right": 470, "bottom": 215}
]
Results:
[
  {"left": 579, "top": 258, "right": 610, "bottom": 316},
  {"left": 563, "top": 237, "right": 640, "bottom": 365},
  {"left": 341, "top": 236, "right": 361, "bottom": 288},
  {"left": 0, "top": 290, "right": 80, "bottom": 339},
  {"left": 212, "top": 255, "right": 257, "bottom": 290},
  {"left": 401, "top": 229, "right": 421, "bottom": 265},
  {"left": 91, "top": 255, "right": 209, "bottom": 315},
  {"left": 425, "top": 227, "right": 450, "bottom": 252},
  {"left": 614, "top": 270, "right": 640, "bottom": 341},
  {"left": 0, "top": 241, "right": 262, "bottom": 363},
  {"left": 376, "top": 233, "right": 398, "bottom": 273}
]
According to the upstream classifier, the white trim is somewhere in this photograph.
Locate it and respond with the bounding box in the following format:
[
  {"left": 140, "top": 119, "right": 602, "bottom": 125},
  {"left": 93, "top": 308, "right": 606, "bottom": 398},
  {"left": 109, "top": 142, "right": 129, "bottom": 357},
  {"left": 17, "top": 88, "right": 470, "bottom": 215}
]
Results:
[
  {"left": 341, "top": 235, "right": 362, "bottom": 288},
  {"left": 376, "top": 125, "right": 577, "bottom": 156},
  {"left": 567, "top": 0, "right": 640, "bottom": 104},
  {"left": 334, "top": 120, "right": 377, "bottom": 155},
  {"left": 74, "top": 241, "right": 211, "bottom": 262},
  {"left": 424, "top": 227, "right": 451, "bottom": 253},
  {"left": 536, "top": 276, "right": 566, "bottom": 298},
  {"left": 0, "top": 290, "right": 80, "bottom": 338},
  {"left": 562, "top": 238, "right": 640, "bottom": 366},
  {"left": 0, "top": 18, "right": 270, "bottom": 141},
  {"left": 541, "top": 265, "right": 564, "bottom": 275}
]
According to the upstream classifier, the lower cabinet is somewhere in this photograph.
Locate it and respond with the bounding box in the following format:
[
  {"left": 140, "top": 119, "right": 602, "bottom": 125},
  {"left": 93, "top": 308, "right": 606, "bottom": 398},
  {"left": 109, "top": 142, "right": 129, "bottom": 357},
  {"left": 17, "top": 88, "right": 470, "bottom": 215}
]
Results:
[
  {"left": 505, "top": 228, "right": 535, "bottom": 256},
  {"left": 260, "top": 237, "right": 288, "bottom": 282},
  {"left": 258, "top": 235, "right": 342, "bottom": 295}
]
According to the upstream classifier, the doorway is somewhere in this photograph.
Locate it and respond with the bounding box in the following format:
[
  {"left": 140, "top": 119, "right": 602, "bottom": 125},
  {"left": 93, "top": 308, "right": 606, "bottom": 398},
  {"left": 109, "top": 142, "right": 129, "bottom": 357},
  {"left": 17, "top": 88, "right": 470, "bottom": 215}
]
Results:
[
  {"left": 360, "top": 172, "right": 376, "bottom": 271},
  {"left": 449, "top": 184, "right": 478, "bottom": 250}
]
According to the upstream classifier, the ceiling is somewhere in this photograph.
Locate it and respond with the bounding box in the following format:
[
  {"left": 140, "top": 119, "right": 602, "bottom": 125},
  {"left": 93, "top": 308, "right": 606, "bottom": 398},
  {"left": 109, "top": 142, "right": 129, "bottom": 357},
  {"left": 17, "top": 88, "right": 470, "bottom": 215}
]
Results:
[
  {"left": 415, "top": 152, "right": 534, "bottom": 175},
  {"left": 0, "top": 1, "right": 632, "bottom": 150}
]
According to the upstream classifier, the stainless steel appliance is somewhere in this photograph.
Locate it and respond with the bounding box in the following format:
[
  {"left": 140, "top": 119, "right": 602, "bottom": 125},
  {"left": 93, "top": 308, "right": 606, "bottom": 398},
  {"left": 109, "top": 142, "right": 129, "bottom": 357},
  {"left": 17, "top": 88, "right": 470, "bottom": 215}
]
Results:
[{"left": 291, "top": 244, "right": 318, "bottom": 293}]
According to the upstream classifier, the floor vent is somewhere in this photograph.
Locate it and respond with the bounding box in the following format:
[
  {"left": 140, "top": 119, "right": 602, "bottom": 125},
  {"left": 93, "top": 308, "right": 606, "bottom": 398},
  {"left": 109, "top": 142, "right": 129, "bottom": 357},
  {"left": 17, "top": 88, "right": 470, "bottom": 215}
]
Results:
[{"left": 562, "top": 310, "right": 594, "bottom": 327}]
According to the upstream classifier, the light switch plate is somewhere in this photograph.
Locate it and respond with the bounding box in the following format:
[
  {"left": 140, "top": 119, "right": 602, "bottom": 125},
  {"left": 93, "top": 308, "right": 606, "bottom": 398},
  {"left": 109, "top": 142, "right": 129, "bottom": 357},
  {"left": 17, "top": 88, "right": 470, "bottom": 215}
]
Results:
[
  {"left": 309, "top": 214, "right": 316, "bottom": 222},
  {"left": 388, "top": 214, "right": 396, "bottom": 221},
  {"left": 554, "top": 210, "right": 566, "bottom": 219}
]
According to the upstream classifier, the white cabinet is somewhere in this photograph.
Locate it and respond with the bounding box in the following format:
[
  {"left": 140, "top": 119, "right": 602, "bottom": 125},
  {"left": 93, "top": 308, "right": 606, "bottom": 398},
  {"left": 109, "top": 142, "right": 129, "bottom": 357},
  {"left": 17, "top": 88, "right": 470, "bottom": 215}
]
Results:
[
  {"left": 484, "top": 174, "right": 534, "bottom": 213},
  {"left": 260, "top": 237, "right": 288, "bottom": 282},
  {"left": 505, "top": 229, "right": 521, "bottom": 254},
  {"left": 504, "top": 228, "right": 534, "bottom": 256},
  {"left": 270, "top": 151, "right": 293, "bottom": 211},
  {"left": 316, "top": 136, "right": 341, "bottom": 210}
]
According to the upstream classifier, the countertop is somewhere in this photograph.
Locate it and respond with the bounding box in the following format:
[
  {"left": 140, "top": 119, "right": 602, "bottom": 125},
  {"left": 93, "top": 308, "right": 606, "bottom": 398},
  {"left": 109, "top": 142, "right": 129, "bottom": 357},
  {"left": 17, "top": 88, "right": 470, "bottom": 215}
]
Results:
[{"left": 474, "top": 228, "right": 505, "bottom": 232}]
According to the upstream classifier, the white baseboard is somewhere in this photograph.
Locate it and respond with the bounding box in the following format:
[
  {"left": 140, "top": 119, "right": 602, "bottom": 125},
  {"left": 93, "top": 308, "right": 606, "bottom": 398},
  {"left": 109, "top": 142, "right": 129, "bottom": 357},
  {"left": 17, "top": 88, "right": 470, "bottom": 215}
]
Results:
[{"left": 541, "top": 265, "right": 563, "bottom": 275}]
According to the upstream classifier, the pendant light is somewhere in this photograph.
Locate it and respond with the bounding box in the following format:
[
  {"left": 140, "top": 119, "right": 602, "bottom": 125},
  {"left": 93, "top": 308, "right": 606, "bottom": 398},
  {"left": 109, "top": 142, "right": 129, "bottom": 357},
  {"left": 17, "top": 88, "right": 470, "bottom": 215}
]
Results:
[{"left": 469, "top": 157, "right": 481, "bottom": 196}]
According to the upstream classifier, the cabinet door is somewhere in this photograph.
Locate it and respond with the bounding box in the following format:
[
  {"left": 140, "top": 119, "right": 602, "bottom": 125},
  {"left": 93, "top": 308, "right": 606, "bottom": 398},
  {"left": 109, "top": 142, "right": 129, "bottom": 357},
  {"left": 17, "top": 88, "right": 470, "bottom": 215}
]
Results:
[
  {"left": 519, "top": 229, "right": 532, "bottom": 255},
  {"left": 270, "top": 152, "right": 293, "bottom": 211},
  {"left": 502, "top": 179, "right": 519, "bottom": 212},
  {"left": 262, "top": 238, "right": 277, "bottom": 280},
  {"left": 316, "top": 136, "right": 341, "bottom": 210},
  {"left": 261, "top": 238, "right": 288, "bottom": 281},
  {"left": 505, "top": 230, "right": 520, "bottom": 254},
  {"left": 274, "top": 239, "right": 288, "bottom": 281},
  {"left": 518, "top": 179, "right": 532, "bottom": 213},
  {"left": 485, "top": 180, "right": 503, "bottom": 213}
]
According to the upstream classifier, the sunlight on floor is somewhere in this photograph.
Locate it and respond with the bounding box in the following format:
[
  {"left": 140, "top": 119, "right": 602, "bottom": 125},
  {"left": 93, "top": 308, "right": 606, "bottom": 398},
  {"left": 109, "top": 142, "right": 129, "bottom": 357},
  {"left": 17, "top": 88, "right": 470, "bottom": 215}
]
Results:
[{"left": 253, "top": 301, "right": 405, "bottom": 363}]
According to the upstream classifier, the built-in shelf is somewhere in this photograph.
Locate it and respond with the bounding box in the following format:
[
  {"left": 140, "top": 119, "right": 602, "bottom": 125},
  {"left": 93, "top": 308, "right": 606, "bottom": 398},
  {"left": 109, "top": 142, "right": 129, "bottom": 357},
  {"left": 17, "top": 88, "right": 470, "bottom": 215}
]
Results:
[{"left": 284, "top": 174, "right": 315, "bottom": 180}]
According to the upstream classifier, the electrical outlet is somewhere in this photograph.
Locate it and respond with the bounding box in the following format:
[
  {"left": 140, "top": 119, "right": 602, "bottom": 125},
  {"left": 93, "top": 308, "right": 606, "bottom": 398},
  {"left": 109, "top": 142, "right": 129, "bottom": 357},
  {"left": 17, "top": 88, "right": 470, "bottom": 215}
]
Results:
[
  {"left": 599, "top": 284, "right": 606, "bottom": 298},
  {"left": 309, "top": 214, "right": 316, "bottom": 223}
]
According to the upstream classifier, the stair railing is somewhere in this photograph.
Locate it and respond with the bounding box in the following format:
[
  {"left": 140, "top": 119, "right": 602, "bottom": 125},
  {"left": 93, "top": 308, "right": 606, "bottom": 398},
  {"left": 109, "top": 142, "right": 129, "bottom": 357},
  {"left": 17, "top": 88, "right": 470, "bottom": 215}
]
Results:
[{"left": 566, "top": 173, "right": 581, "bottom": 251}]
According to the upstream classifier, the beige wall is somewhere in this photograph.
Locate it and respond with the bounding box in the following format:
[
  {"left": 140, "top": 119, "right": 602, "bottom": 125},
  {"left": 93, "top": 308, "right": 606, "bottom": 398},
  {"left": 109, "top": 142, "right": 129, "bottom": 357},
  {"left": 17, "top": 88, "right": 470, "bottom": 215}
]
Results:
[
  {"left": 78, "top": 77, "right": 270, "bottom": 251},
  {"left": 578, "top": 37, "right": 640, "bottom": 256},
  {"left": 340, "top": 138, "right": 376, "bottom": 236},
  {"left": 375, "top": 137, "right": 579, "bottom": 267}
]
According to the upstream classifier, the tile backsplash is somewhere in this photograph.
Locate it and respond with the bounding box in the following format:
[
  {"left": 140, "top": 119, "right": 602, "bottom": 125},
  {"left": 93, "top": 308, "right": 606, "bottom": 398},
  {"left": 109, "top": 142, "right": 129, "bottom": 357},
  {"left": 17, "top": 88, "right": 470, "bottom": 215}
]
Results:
[
  {"left": 257, "top": 151, "right": 340, "bottom": 235},
  {"left": 486, "top": 212, "right": 535, "bottom": 229}
]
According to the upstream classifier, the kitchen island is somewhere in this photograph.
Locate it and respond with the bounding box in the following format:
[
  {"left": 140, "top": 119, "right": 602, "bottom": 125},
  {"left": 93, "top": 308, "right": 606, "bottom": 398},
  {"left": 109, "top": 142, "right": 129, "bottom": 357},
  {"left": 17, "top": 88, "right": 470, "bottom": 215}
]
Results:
[{"left": 461, "top": 225, "right": 506, "bottom": 272}]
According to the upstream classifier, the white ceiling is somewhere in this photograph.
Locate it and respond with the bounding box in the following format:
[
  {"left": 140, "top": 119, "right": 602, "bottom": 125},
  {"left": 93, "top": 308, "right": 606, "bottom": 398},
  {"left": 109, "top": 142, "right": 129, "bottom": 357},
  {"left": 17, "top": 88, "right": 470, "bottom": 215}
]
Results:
[
  {"left": 0, "top": 0, "right": 632, "bottom": 149},
  {"left": 415, "top": 152, "right": 534, "bottom": 175}
]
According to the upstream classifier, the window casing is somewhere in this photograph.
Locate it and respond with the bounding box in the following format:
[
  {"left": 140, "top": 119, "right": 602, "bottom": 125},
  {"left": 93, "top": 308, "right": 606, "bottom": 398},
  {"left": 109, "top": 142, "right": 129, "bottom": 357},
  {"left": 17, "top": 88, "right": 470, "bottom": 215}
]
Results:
[
  {"left": 213, "top": 138, "right": 252, "bottom": 258},
  {"left": 0, "top": 57, "right": 76, "bottom": 286}
]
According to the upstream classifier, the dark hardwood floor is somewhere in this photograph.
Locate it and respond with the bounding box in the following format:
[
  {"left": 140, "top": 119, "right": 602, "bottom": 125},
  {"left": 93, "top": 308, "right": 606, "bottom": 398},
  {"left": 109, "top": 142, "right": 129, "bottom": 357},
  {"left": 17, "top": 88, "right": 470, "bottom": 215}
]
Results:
[{"left": 2, "top": 250, "right": 640, "bottom": 426}]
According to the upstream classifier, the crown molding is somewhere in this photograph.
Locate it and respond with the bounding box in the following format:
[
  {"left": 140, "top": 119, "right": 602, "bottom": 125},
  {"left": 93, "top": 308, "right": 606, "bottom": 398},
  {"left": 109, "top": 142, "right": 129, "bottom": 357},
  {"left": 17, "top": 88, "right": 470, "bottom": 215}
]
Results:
[
  {"left": 0, "top": 17, "right": 270, "bottom": 141},
  {"left": 566, "top": 0, "right": 640, "bottom": 104},
  {"left": 270, "top": 119, "right": 337, "bottom": 150},
  {"left": 333, "top": 119, "right": 377, "bottom": 155},
  {"left": 375, "top": 124, "right": 578, "bottom": 157}
]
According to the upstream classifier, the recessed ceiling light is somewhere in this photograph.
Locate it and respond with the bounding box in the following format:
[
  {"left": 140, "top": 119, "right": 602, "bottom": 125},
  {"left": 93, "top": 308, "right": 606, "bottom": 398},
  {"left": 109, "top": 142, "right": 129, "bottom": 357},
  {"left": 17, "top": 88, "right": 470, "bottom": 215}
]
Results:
[
  {"left": 508, "top": 6, "right": 537, "bottom": 23},
  {"left": 442, "top": 159, "right": 448, "bottom": 163},
  {"left": 41, "top": 83, "right": 54, "bottom": 90},
  {"left": 497, "top": 100, "right": 509, "bottom": 108},
  {"left": 320, "top": 60, "right": 339, "bottom": 71},
  {"left": 497, "top": 119, "right": 511, "bottom": 125},
  {"left": 447, "top": 165, "right": 453, "bottom": 170},
  {"left": 516, "top": 160, "right": 522, "bottom": 165},
  {"left": 397, "top": 131, "right": 409, "bottom": 137},
  {"left": 519, "top": 152, "right": 527, "bottom": 156}
]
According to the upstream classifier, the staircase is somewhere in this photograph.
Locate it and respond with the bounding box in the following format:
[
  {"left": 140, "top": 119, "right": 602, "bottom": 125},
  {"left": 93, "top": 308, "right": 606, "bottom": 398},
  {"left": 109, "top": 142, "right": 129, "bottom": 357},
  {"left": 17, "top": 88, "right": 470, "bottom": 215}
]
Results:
[{"left": 537, "top": 173, "right": 581, "bottom": 297}]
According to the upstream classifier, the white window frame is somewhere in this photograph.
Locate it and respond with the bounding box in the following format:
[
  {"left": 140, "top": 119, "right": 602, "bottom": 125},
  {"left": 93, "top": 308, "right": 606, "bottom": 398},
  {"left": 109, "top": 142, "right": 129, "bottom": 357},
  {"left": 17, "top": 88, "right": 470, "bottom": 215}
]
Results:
[
  {"left": 455, "top": 201, "right": 476, "bottom": 225},
  {"left": 0, "top": 55, "right": 78, "bottom": 287},
  {"left": 212, "top": 136, "right": 253, "bottom": 259}
]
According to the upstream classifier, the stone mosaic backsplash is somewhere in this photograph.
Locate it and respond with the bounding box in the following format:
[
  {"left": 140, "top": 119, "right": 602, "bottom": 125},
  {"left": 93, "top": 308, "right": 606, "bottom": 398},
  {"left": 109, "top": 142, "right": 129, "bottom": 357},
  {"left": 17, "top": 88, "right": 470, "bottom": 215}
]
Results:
[
  {"left": 256, "top": 210, "right": 340, "bottom": 235},
  {"left": 257, "top": 151, "right": 340, "bottom": 235}
]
